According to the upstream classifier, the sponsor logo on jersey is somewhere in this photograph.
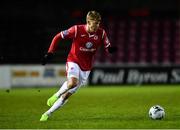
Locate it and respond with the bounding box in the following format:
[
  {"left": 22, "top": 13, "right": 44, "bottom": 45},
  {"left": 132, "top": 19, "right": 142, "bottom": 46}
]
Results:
[
  {"left": 85, "top": 42, "right": 93, "bottom": 49},
  {"left": 79, "top": 42, "right": 96, "bottom": 52},
  {"left": 81, "top": 34, "right": 86, "bottom": 37},
  {"left": 80, "top": 47, "right": 96, "bottom": 52}
]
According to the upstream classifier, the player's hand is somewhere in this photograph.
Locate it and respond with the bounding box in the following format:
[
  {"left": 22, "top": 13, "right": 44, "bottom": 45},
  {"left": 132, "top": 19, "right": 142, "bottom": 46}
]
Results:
[
  {"left": 108, "top": 46, "right": 118, "bottom": 53},
  {"left": 41, "top": 52, "right": 53, "bottom": 65}
]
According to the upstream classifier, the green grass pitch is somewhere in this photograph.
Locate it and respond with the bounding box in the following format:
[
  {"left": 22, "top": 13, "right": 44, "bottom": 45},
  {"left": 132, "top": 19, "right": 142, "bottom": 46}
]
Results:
[{"left": 0, "top": 85, "right": 180, "bottom": 129}]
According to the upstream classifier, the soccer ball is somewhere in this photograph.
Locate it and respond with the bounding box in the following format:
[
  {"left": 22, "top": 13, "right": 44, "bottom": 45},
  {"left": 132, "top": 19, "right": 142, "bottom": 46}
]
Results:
[{"left": 149, "top": 105, "right": 165, "bottom": 120}]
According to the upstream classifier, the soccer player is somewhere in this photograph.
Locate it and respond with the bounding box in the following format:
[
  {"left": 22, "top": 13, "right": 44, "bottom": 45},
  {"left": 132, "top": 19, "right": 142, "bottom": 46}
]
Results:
[{"left": 40, "top": 10, "right": 117, "bottom": 121}]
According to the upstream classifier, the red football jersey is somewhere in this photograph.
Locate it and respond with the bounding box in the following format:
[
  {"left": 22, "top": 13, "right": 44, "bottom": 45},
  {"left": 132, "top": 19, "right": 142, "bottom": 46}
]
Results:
[{"left": 48, "top": 24, "right": 111, "bottom": 71}]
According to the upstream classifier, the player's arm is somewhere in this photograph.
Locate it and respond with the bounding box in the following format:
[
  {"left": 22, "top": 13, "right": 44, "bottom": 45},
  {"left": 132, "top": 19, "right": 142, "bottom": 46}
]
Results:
[
  {"left": 41, "top": 33, "right": 62, "bottom": 65},
  {"left": 102, "top": 30, "right": 117, "bottom": 54},
  {"left": 42, "top": 26, "right": 77, "bottom": 65}
]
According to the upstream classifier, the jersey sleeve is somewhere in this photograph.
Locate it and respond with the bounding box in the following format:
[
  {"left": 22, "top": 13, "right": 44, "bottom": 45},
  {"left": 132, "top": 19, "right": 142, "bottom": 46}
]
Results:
[
  {"left": 48, "top": 32, "right": 62, "bottom": 53},
  {"left": 48, "top": 25, "right": 77, "bottom": 53},
  {"left": 102, "top": 30, "right": 111, "bottom": 53},
  {"left": 60, "top": 25, "right": 77, "bottom": 39}
]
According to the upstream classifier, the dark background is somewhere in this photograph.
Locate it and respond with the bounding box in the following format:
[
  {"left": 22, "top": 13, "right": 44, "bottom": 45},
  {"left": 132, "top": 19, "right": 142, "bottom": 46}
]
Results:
[{"left": 0, "top": 0, "right": 179, "bottom": 64}]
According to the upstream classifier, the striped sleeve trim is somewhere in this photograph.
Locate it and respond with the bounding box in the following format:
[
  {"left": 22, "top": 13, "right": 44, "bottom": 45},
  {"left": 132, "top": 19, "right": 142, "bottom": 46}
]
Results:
[
  {"left": 75, "top": 25, "right": 77, "bottom": 38},
  {"left": 105, "top": 43, "right": 111, "bottom": 48},
  {"left": 60, "top": 32, "right": 64, "bottom": 39},
  {"left": 102, "top": 30, "right": 105, "bottom": 39}
]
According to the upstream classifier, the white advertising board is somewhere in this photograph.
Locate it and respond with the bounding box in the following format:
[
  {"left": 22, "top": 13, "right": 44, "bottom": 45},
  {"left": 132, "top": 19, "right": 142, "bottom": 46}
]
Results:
[
  {"left": 0, "top": 66, "right": 11, "bottom": 88},
  {"left": 10, "top": 64, "right": 66, "bottom": 87}
]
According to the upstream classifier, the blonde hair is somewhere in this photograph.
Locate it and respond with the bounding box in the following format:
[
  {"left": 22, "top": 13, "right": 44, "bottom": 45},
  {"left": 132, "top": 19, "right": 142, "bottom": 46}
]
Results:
[{"left": 86, "top": 11, "right": 101, "bottom": 22}]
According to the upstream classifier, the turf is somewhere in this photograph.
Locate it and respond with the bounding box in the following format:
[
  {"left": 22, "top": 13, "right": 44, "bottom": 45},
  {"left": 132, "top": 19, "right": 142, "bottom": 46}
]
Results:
[{"left": 0, "top": 85, "right": 180, "bottom": 129}]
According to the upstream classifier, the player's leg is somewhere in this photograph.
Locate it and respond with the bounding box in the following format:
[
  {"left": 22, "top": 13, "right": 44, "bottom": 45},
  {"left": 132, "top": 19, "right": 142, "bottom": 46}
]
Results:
[
  {"left": 40, "top": 62, "right": 90, "bottom": 121},
  {"left": 46, "top": 83, "right": 81, "bottom": 112},
  {"left": 40, "top": 62, "right": 80, "bottom": 121},
  {"left": 40, "top": 84, "right": 82, "bottom": 121},
  {"left": 47, "top": 77, "right": 78, "bottom": 107},
  {"left": 47, "top": 68, "right": 91, "bottom": 111},
  {"left": 40, "top": 92, "right": 72, "bottom": 121},
  {"left": 40, "top": 78, "right": 84, "bottom": 121},
  {"left": 47, "top": 62, "right": 79, "bottom": 107},
  {"left": 46, "top": 92, "right": 72, "bottom": 114},
  {"left": 55, "top": 77, "right": 78, "bottom": 97}
]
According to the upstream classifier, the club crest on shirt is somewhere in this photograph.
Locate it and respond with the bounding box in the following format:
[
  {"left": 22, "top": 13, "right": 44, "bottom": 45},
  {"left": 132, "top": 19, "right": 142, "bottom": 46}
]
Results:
[
  {"left": 94, "top": 35, "right": 98, "bottom": 40},
  {"left": 85, "top": 42, "right": 93, "bottom": 49}
]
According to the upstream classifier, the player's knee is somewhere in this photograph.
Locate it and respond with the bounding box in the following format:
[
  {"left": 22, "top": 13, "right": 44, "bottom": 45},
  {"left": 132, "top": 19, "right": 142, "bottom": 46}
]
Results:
[
  {"left": 62, "top": 92, "right": 72, "bottom": 100},
  {"left": 67, "top": 77, "right": 78, "bottom": 89}
]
